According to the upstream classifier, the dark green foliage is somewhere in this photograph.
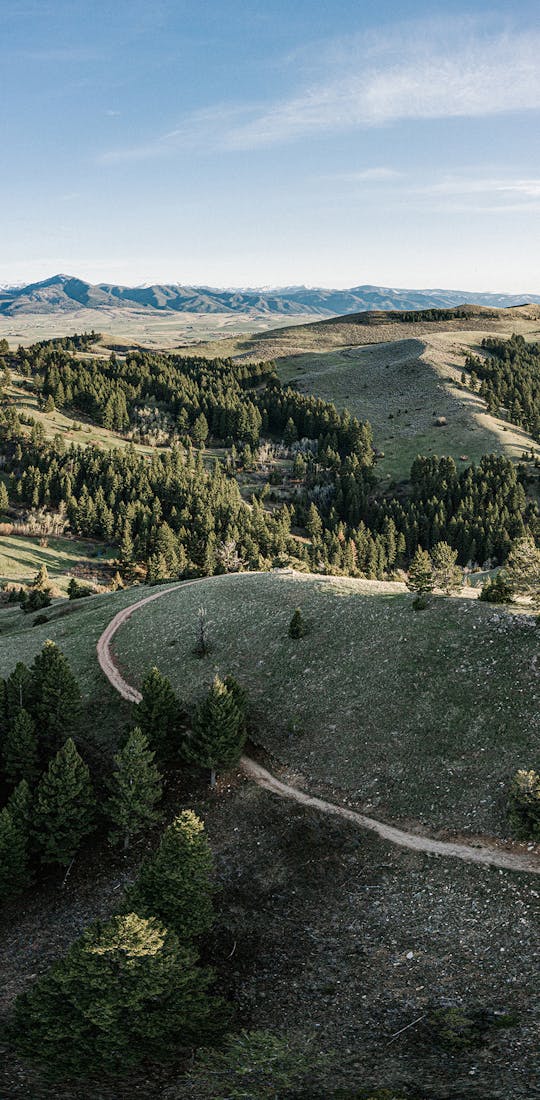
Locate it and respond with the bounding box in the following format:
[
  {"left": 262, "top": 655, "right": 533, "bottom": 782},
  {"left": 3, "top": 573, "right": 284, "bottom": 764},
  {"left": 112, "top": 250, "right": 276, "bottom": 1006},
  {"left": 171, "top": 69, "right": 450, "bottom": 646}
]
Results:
[
  {"left": 6, "top": 778, "right": 33, "bottom": 837},
  {"left": 223, "top": 674, "right": 248, "bottom": 732},
  {"left": 30, "top": 641, "right": 81, "bottom": 757},
  {"left": 288, "top": 607, "right": 306, "bottom": 638},
  {"left": 425, "top": 1005, "right": 517, "bottom": 1050},
  {"left": 106, "top": 727, "right": 162, "bottom": 850},
  {"left": 465, "top": 334, "right": 540, "bottom": 441},
  {"left": 11, "top": 912, "right": 227, "bottom": 1077},
  {"left": 20, "top": 587, "right": 51, "bottom": 614},
  {"left": 479, "top": 573, "right": 513, "bottom": 604},
  {"left": 126, "top": 810, "right": 214, "bottom": 939},
  {"left": 2, "top": 707, "right": 39, "bottom": 785},
  {"left": 181, "top": 1029, "right": 325, "bottom": 1098},
  {"left": 0, "top": 806, "right": 31, "bottom": 902},
  {"left": 136, "top": 666, "right": 183, "bottom": 758},
  {"left": 185, "top": 676, "right": 245, "bottom": 787},
  {"left": 33, "top": 738, "right": 96, "bottom": 866},
  {"left": 67, "top": 577, "right": 93, "bottom": 600},
  {"left": 508, "top": 769, "right": 540, "bottom": 840},
  {"left": 3, "top": 661, "right": 34, "bottom": 717}
]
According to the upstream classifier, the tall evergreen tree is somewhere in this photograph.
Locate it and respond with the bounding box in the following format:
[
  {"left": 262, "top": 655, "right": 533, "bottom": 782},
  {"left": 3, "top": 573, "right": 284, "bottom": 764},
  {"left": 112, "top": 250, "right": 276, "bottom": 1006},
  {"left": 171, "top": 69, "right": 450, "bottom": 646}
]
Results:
[
  {"left": 126, "top": 810, "right": 214, "bottom": 939},
  {"left": 11, "top": 912, "right": 226, "bottom": 1077},
  {"left": 33, "top": 738, "right": 96, "bottom": 866},
  {"left": 31, "top": 641, "right": 81, "bottom": 757},
  {"left": 407, "top": 547, "right": 435, "bottom": 597},
  {"left": 0, "top": 807, "right": 31, "bottom": 903},
  {"left": 185, "top": 677, "right": 244, "bottom": 787},
  {"left": 504, "top": 536, "right": 540, "bottom": 606},
  {"left": 7, "top": 778, "right": 33, "bottom": 840},
  {"left": 136, "top": 666, "right": 182, "bottom": 758},
  {"left": 4, "top": 661, "right": 34, "bottom": 719},
  {"left": 3, "top": 708, "right": 39, "bottom": 786},
  {"left": 431, "top": 541, "right": 462, "bottom": 595},
  {"left": 106, "top": 727, "right": 162, "bottom": 850}
]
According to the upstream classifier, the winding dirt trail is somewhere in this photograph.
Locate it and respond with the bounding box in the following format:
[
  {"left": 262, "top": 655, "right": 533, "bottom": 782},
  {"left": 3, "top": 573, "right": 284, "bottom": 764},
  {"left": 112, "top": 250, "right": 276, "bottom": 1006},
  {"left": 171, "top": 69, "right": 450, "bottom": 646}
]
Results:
[{"left": 96, "top": 578, "right": 540, "bottom": 875}]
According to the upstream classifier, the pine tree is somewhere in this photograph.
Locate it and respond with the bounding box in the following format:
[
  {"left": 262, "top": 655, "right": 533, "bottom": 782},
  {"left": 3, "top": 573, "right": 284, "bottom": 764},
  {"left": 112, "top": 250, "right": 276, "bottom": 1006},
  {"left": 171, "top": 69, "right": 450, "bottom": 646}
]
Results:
[
  {"left": 3, "top": 708, "right": 39, "bottom": 786},
  {"left": 0, "top": 807, "right": 31, "bottom": 903},
  {"left": 31, "top": 641, "right": 81, "bottom": 757},
  {"left": 223, "top": 674, "right": 247, "bottom": 733},
  {"left": 7, "top": 779, "right": 33, "bottom": 839},
  {"left": 4, "top": 661, "right": 34, "bottom": 719},
  {"left": 431, "top": 541, "right": 462, "bottom": 595},
  {"left": 288, "top": 608, "right": 306, "bottom": 638},
  {"left": 33, "top": 739, "right": 96, "bottom": 866},
  {"left": 504, "top": 536, "right": 540, "bottom": 606},
  {"left": 106, "top": 727, "right": 162, "bottom": 850},
  {"left": 0, "top": 480, "right": 8, "bottom": 513},
  {"left": 407, "top": 547, "right": 435, "bottom": 597},
  {"left": 11, "top": 912, "right": 226, "bottom": 1077},
  {"left": 136, "top": 666, "right": 182, "bottom": 758},
  {"left": 306, "top": 502, "right": 323, "bottom": 542},
  {"left": 33, "top": 563, "right": 50, "bottom": 591},
  {"left": 126, "top": 810, "right": 214, "bottom": 939},
  {"left": 185, "top": 677, "right": 244, "bottom": 787}
]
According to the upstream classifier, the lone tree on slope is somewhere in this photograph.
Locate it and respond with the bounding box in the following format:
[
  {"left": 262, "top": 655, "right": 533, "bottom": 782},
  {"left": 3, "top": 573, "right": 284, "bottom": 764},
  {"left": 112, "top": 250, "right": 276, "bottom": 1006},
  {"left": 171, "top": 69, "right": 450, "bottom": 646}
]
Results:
[
  {"left": 431, "top": 541, "right": 462, "bottom": 595},
  {"left": 126, "top": 809, "right": 214, "bottom": 939},
  {"left": 407, "top": 547, "right": 435, "bottom": 599},
  {"left": 185, "top": 676, "right": 245, "bottom": 788}
]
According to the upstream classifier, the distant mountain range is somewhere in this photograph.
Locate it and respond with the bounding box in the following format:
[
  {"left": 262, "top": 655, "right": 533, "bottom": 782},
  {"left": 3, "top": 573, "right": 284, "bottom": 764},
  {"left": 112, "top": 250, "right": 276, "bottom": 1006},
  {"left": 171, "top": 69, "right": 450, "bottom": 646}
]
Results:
[{"left": 1, "top": 274, "right": 539, "bottom": 318}]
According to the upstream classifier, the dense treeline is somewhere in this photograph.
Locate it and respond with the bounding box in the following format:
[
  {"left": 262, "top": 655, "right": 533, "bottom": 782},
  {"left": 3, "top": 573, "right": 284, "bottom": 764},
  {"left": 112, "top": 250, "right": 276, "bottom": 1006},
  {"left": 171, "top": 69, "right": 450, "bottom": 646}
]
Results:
[
  {"left": 465, "top": 334, "right": 540, "bottom": 441},
  {"left": 2, "top": 336, "right": 538, "bottom": 580}
]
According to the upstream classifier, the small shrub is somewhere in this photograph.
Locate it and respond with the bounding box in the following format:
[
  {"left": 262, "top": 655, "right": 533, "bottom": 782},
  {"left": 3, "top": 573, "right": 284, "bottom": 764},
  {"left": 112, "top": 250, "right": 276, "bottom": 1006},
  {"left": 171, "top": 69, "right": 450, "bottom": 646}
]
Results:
[
  {"left": 288, "top": 608, "right": 306, "bottom": 638},
  {"left": 32, "top": 614, "right": 49, "bottom": 626},
  {"left": 479, "top": 574, "right": 513, "bottom": 604},
  {"left": 508, "top": 769, "right": 540, "bottom": 839},
  {"left": 424, "top": 1005, "right": 517, "bottom": 1050},
  {"left": 412, "top": 594, "right": 428, "bottom": 611},
  {"left": 67, "top": 578, "right": 93, "bottom": 600}
]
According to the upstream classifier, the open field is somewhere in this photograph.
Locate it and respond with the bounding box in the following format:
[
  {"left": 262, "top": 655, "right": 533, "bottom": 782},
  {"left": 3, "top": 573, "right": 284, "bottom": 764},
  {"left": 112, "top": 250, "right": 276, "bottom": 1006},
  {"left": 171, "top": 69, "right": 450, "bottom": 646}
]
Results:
[
  {"left": 0, "top": 308, "right": 317, "bottom": 350},
  {"left": 0, "top": 534, "right": 116, "bottom": 594},
  {"left": 112, "top": 572, "right": 539, "bottom": 838}
]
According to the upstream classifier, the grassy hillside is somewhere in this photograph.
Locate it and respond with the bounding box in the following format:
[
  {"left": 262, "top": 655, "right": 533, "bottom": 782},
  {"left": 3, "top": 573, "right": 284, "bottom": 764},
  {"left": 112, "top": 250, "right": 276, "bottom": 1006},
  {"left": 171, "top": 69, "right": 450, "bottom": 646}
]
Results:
[
  {"left": 177, "top": 310, "right": 540, "bottom": 481},
  {"left": 0, "top": 587, "right": 142, "bottom": 744},
  {"left": 112, "top": 572, "right": 539, "bottom": 837},
  {"left": 0, "top": 534, "right": 116, "bottom": 593}
]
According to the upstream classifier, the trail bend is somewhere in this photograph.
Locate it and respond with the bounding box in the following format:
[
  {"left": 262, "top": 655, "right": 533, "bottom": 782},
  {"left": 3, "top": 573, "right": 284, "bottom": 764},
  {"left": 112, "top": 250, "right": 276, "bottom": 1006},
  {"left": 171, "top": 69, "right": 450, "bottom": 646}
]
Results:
[{"left": 96, "top": 576, "right": 540, "bottom": 875}]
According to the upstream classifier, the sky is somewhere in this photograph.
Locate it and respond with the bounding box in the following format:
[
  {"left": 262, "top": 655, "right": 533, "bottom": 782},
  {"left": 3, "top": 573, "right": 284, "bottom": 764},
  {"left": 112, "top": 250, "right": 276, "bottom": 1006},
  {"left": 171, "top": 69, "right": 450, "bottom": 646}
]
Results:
[{"left": 2, "top": 0, "right": 540, "bottom": 292}]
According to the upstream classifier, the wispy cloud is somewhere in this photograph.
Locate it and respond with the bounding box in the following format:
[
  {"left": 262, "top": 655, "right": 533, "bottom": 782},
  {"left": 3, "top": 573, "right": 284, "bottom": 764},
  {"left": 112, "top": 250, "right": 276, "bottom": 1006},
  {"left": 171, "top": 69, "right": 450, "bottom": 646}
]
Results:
[
  {"left": 100, "top": 19, "right": 540, "bottom": 163},
  {"left": 328, "top": 167, "right": 402, "bottom": 183},
  {"left": 422, "top": 177, "right": 540, "bottom": 198}
]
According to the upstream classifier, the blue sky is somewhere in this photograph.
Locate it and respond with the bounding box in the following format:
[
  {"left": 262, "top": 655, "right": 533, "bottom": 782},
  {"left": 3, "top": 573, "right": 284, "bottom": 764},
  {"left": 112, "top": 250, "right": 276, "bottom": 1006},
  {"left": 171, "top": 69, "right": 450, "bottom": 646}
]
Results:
[{"left": 2, "top": 0, "right": 540, "bottom": 291}]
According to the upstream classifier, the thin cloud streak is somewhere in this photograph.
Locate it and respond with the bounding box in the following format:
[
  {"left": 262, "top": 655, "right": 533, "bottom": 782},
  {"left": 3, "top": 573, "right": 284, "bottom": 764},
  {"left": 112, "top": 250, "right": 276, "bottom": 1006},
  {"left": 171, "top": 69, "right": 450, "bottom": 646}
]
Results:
[{"left": 100, "top": 22, "right": 540, "bottom": 163}]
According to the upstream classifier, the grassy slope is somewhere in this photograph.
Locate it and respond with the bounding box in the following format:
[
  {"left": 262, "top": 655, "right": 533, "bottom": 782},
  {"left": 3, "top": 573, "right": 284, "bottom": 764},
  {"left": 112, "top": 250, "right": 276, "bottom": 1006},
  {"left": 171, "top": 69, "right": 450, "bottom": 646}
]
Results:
[
  {"left": 113, "top": 572, "right": 539, "bottom": 837},
  {"left": 0, "top": 587, "right": 143, "bottom": 746},
  {"left": 0, "top": 534, "right": 117, "bottom": 594},
  {"left": 188, "top": 313, "right": 540, "bottom": 481}
]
